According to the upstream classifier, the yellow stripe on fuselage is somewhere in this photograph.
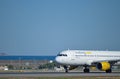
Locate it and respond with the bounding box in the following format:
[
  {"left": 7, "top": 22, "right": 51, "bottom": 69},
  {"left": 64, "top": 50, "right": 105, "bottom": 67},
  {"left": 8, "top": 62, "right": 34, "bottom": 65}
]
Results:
[{"left": 85, "top": 52, "right": 92, "bottom": 54}]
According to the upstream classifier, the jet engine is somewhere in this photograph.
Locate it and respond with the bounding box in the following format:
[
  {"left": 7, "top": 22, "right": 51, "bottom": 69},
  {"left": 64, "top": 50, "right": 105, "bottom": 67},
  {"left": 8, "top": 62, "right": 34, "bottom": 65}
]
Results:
[{"left": 97, "top": 62, "right": 111, "bottom": 71}]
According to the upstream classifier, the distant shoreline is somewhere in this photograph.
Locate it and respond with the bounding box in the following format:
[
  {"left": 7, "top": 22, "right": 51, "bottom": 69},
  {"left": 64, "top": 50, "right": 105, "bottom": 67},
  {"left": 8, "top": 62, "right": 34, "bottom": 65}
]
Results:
[{"left": 0, "top": 56, "right": 56, "bottom": 60}]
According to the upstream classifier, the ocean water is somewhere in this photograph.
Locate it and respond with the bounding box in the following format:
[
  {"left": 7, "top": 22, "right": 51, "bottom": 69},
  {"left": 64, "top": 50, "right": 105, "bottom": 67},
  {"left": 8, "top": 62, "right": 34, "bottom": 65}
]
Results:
[{"left": 0, "top": 56, "right": 56, "bottom": 60}]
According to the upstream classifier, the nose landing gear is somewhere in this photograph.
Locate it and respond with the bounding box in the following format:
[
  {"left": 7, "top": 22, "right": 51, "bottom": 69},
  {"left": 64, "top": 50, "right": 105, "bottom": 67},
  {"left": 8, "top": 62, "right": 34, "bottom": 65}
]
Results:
[{"left": 63, "top": 65, "right": 68, "bottom": 73}]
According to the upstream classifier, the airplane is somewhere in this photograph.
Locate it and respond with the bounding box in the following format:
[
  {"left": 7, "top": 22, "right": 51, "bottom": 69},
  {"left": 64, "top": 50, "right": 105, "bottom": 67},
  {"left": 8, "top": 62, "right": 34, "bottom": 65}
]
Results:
[{"left": 55, "top": 50, "right": 120, "bottom": 73}]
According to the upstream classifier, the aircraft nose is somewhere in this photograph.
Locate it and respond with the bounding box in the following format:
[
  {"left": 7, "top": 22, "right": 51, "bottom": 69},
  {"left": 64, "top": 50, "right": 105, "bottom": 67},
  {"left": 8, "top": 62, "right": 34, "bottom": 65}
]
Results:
[{"left": 55, "top": 56, "right": 63, "bottom": 64}]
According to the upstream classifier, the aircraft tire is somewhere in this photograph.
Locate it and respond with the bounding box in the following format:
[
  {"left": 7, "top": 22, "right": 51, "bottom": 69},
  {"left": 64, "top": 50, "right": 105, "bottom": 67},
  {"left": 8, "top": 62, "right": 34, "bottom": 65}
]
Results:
[
  {"left": 106, "top": 69, "right": 112, "bottom": 73},
  {"left": 83, "top": 68, "right": 90, "bottom": 73}
]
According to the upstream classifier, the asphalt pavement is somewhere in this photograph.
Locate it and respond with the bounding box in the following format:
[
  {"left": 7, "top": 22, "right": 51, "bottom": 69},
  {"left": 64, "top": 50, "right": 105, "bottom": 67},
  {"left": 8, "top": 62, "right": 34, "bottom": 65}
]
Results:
[{"left": 0, "top": 72, "right": 119, "bottom": 77}]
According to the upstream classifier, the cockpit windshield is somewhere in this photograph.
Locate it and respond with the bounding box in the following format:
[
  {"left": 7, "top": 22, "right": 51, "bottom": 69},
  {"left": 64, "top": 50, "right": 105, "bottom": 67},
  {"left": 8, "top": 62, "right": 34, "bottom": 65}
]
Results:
[{"left": 57, "top": 54, "right": 67, "bottom": 56}]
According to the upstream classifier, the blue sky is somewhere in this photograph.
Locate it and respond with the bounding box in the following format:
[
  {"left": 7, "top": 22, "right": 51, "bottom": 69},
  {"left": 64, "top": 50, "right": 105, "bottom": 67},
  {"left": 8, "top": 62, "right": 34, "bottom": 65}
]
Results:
[{"left": 0, "top": 0, "right": 120, "bottom": 55}]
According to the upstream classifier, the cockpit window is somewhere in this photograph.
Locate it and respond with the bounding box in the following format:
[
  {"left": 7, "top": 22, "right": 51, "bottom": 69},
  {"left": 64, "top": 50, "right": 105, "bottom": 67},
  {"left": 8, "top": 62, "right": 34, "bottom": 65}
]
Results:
[{"left": 57, "top": 54, "right": 67, "bottom": 56}]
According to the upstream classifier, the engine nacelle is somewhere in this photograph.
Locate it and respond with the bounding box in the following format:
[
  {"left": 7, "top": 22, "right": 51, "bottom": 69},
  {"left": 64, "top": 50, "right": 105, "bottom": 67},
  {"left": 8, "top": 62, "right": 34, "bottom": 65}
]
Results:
[
  {"left": 69, "top": 66, "right": 78, "bottom": 70},
  {"left": 97, "top": 62, "right": 111, "bottom": 71}
]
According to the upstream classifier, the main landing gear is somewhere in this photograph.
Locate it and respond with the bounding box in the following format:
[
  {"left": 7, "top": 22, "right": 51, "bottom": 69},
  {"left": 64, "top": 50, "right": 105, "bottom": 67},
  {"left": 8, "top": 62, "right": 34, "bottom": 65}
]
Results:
[
  {"left": 83, "top": 65, "right": 90, "bottom": 73},
  {"left": 106, "top": 69, "right": 112, "bottom": 73}
]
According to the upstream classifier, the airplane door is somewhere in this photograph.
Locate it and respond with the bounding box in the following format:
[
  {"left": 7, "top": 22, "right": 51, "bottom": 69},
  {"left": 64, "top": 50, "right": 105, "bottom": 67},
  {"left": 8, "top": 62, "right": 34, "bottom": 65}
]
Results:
[{"left": 69, "top": 52, "right": 77, "bottom": 64}]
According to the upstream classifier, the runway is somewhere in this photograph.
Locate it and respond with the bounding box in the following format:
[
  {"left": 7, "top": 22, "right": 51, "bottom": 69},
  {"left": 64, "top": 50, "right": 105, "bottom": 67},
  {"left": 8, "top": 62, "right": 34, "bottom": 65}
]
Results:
[{"left": 0, "top": 72, "right": 119, "bottom": 77}]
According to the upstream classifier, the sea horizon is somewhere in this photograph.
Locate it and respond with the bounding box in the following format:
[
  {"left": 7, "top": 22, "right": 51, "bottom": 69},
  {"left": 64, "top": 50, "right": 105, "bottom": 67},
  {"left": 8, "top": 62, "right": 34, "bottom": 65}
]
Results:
[{"left": 0, "top": 56, "right": 56, "bottom": 60}]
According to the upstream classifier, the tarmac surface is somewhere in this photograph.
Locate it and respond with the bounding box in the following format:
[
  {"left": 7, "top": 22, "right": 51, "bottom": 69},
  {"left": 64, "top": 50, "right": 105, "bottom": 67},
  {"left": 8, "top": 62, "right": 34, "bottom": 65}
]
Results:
[{"left": 0, "top": 72, "right": 120, "bottom": 77}]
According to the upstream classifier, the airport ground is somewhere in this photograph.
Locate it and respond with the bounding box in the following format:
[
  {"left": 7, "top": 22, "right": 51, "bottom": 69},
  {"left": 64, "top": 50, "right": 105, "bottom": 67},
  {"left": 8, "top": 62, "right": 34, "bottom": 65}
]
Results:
[
  {"left": 0, "top": 71, "right": 120, "bottom": 78},
  {"left": 0, "top": 76, "right": 120, "bottom": 79},
  {"left": 0, "top": 60, "right": 120, "bottom": 79}
]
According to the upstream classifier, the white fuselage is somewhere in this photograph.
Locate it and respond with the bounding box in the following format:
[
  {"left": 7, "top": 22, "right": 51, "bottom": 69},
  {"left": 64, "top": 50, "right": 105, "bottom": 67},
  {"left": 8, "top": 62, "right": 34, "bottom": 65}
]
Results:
[{"left": 55, "top": 50, "right": 120, "bottom": 66}]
